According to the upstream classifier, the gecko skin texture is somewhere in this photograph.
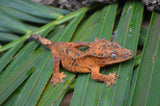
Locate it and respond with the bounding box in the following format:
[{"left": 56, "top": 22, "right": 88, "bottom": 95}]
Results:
[{"left": 29, "top": 34, "right": 133, "bottom": 87}]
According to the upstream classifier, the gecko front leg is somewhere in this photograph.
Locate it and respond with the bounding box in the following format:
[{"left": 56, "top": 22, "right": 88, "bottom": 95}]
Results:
[
  {"left": 91, "top": 66, "right": 119, "bottom": 87},
  {"left": 50, "top": 56, "right": 67, "bottom": 86}
]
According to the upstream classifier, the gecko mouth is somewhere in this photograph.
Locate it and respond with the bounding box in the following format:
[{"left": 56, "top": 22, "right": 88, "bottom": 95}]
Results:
[{"left": 121, "top": 51, "right": 133, "bottom": 60}]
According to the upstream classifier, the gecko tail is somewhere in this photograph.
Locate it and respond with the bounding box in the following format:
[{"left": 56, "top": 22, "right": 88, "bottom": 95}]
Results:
[
  {"left": 29, "top": 34, "right": 39, "bottom": 41},
  {"left": 29, "top": 34, "right": 53, "bottom": 48}
]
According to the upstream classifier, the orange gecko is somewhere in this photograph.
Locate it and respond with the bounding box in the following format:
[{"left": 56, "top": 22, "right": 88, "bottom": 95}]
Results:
[{"left": 29, "top": 34, "right": 133, "bottom": 87}]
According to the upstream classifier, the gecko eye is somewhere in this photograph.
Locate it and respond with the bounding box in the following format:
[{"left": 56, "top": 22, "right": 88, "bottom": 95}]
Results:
[{"left": 110, "top": 53, "right": 117, "bottom": 59}]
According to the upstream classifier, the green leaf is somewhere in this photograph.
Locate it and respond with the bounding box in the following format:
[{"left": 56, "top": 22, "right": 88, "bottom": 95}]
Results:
[
  {"left": 0, "top": 0, "right": 63, "bottom": 19},
  {"left": 0, "top": 27, "right": 52, "bottom": 104},
  {"left": 0, "top": 5, "right": 51, "bottom": 24},
  {"left": 139, "top": 27, "right": 147, "bottom": 46},
  {"left": 37, "top": 73, "right": 75, "bottom": 105},
  {"left": 0, "top": 32, "right": 19, "bottom": 42},
  {"left": 0, "top": 27, "right": 11, "bottom": 32},
  {"left": 111, "top": 1, "right": 143, "bottom": 105},
  {"left": 0, "top": 10, "right": 31, "bottom": 34},
  {"left": 131, "top": 12, "right": 160, "bottom": 106},
  {"left": 0, "top": 7, "right": 86, "bottom": 52},
  {"left": 0, "top": 42, "right": 23, "bottom": 73},
  {"left": 126, "top": 66, "right": 139, "bottom": 106},
  {"left": 0, "top": 26, "right": 64, "bottom": 105},
  {"left": 13, "top": 50, "right": 53, "bottom": 106},
  {"left": 133, "top": 54, "right": 142, "bottom": 66}
]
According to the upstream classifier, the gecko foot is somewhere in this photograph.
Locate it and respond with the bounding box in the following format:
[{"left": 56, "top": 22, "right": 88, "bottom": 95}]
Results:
[
  {"left": 50, "top": 72, "right": 67, "bottom": 86},
  {"left": 104, "top": 71, "right": 119, "bottom": 87}
]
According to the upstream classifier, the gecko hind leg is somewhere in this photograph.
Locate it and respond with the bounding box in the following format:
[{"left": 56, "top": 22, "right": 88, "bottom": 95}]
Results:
[{"left": 91, "top": 66, "right": 119, "bottom": 87}]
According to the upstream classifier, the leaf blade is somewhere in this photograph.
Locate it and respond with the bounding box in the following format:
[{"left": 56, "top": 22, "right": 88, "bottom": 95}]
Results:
[
  {"left": 112, "top": 1, "right": 143, "bottom": 105},
  {"left": 131, "top": 12, "right": 160, "bottom": 106}
]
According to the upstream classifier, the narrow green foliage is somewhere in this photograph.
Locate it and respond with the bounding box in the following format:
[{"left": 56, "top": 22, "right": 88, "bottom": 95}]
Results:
[
  {"left": 0, "top": 5, "right": 51, "bottom": 24},
  {"left": 0, "top": 32, "right": 19, "bottom": 42},
  {"left": 112, "top": 1, "right": 143, "bottom": 105},
  {"left": 0, "top": 27, "right": 52, "bottom": 104},
  {"left": 139, "top": 27, "right": 147, "bottom": 46},
  {"left": 131, "top": 12, "right": 160, "bottom": 106},
  {"left": 0, "top": 10, "right": 31, "bottom": 34},
  {"left": 0, "top": 0, "right": 65, "bottom": 19},
  {"left": 0, "top": 7, "right": 86, "bottom": 52},
  {"left": 0, "top": 42, "right": 23, "bottom": 73}
]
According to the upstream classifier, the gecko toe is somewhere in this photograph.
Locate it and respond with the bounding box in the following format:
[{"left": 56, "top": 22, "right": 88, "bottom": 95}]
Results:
[
  {"left": 51, "top": 72, "right": 67, "bottom": 86},
  {"left": 107, "top": 83, "right": 111, "bottom": 87},
  {"left": 115, "top": 75, "right": 119, "bottom": 79},
  {"left": 113, "top": 81, "right": 116, "bottom": 86},
  {"left": 61, "top": 80, "right": 65, "bottom": 84}
]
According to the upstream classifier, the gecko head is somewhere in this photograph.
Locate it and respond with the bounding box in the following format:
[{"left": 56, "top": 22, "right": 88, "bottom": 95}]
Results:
[{"left": 104, "top": 42, "right": 133, "bottom": 64}]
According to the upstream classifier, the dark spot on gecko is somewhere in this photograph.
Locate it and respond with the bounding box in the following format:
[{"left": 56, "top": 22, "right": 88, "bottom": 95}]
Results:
[
  {"left": 98, "top": 47, "right": 101, "bottom": 50},
  {"left": 62, "top": 49, "right": 64, "bottom": 53},
  {"left": 102, "top": 61, "right": 105, "bottom": 63},
  {"left": 98, "top": 54, "right": 101, "bottom": 56},
  {"left": 93, "top": 53, "right": 96, "bottom": 56},
  {"left": 84, "top": 56, "right": 87, "bottom": 60},
  {"left": 63, "top": 57, "right": 65, "bottom": 60},
  {"left": 75, "top": 41, "right": 81, "bottom": 44},
  {"left": 74, "top": 52, "right": 80, "bottom": 56},
  {"left": 65, "top": 49, "right": 69, "bottom": 54},
  {"left": 100, "top": 45, "right": 102, "bottom": 47},
  {"left": 103, "top": 45, "right": 107, "bottom": 48},
  {"left": 75, "top": 63, "right": 78, "bottom": 66},
  {"left": 108, "top": 45, "right": 110, "bottom": 47},
  {"left": 101, "top": 54, "right": 103, "bottom": 58},
  {"left": 111, "top": 43, "right": 114, "bottom": 46},
  {"left": 126, "top": 52, "right": 130, "bottom": 55},
  {"left": 114, "top": 50, "right": 118, "bottom": 53},
  {"left": 115, "top": 45, "right": 120, "bottom": 48},
  {"left": 72, "top": 60, "right": 76, "bottom": 66},
  {"left": 121, "top": 55, "right": 128, "bottom": 59}
]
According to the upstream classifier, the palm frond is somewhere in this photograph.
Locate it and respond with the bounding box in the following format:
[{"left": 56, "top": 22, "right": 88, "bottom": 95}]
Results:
[{"left": 0, "top": 0, "right": 160, "bottom": 106}]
